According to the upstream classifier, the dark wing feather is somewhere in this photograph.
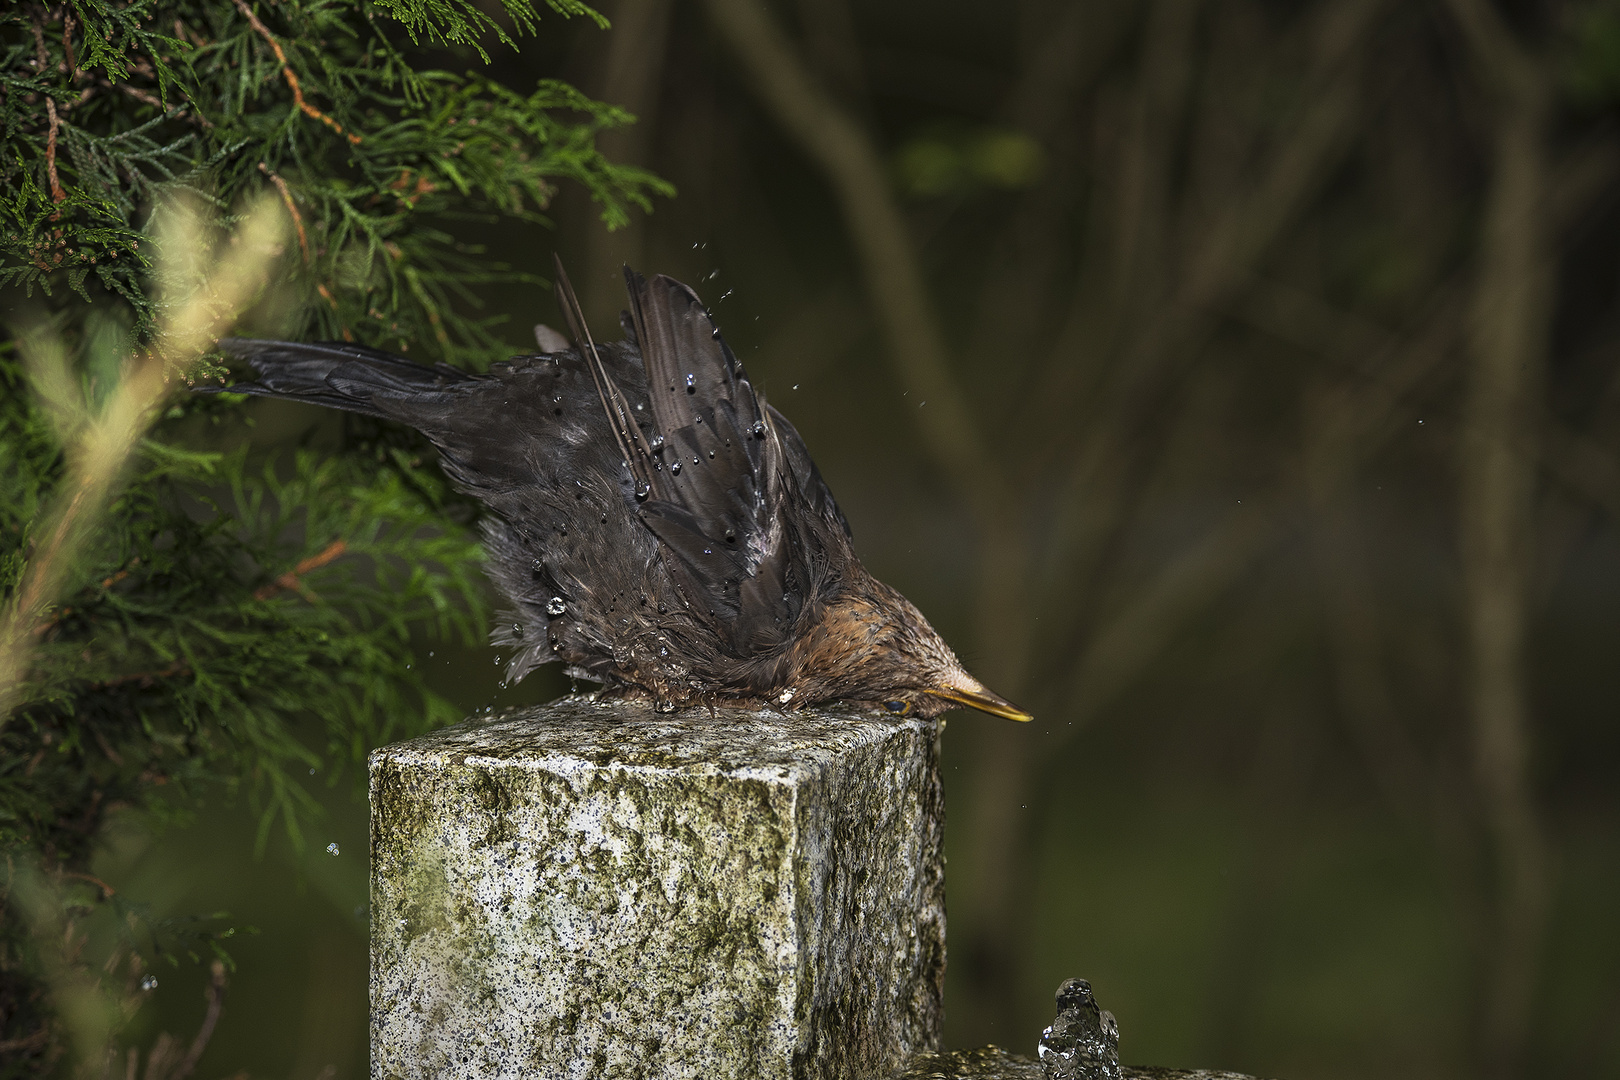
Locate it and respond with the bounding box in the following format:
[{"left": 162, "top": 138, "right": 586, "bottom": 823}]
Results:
[
  {"left": 205, "top": 334, "right": 682, "bottom": 686},
  {"left": 621, "top": 268, "right": 852, "bottom": 656}
]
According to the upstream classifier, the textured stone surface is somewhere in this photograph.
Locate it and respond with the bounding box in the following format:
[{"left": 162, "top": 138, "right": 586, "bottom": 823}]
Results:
[
  {"left": 369, "top": 696, "right": 945, "bottom": 1080},
  {"left": 887, "top": 1048, "right": 1260, "bottom": 1080}
]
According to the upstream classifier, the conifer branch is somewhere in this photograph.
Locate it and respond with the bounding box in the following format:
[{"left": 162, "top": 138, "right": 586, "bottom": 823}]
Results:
[
  {"left": 253, "top": 539, "right": 348, "bottom": 601},
  {"left": 230, "top": 0, "right": 361, "bottom": 145}
]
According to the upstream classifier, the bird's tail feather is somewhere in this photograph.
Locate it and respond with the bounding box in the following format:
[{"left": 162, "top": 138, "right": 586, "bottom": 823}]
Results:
[{"left": 200, "top": 338, "right": 473, "bottom": 421}]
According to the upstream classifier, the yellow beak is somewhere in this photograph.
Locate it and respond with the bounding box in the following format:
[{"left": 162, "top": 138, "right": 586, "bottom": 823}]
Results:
[{"left": 926, "top": 674, "right": 1033, "bottom": 723}]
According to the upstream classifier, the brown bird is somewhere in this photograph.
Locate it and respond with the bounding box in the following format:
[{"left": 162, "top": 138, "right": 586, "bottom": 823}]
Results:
[{"left": 205, "top": 261, "right": 1030, "bottom": 722}]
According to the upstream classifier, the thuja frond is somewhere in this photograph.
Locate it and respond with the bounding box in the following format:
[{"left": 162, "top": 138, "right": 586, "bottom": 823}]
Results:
[{"left": 0, "top": 0, "right": 670, "bottom": 359}]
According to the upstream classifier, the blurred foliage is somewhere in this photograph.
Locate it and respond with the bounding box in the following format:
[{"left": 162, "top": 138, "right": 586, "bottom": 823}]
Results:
[
  {"left": 892, "top": 125, "right": 1045, "bottom": 198},
  {"left": 0, "top": 0, "right": 666, "bottom": 1071},
  {"left": 1566, "top": 0, "right": 1620, "bottom": 104}
]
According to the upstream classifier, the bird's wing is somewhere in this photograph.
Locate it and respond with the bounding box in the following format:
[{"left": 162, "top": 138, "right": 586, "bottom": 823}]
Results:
[{"left": 617, "top": 267, "right": 851, "bottom": 655}]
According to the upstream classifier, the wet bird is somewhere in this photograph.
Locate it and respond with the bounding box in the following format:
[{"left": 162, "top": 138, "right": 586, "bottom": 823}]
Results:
[{"left": 204, "top": 261, "right": 1030, "bottom": 722}]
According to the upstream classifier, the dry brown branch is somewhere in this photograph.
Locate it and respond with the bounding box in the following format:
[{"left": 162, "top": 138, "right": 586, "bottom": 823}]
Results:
[
  {"left": 259, "top": 163, "right": 310, "bottom": 264},
  {"left": 33, "top": 12, "right": 66, "bottom": 205},
  {"left": 583, "top": 0, "right": 674, "bottom": 316},
  {"left": 253, "top": 538, "right": 347, "bottom": 601},
  {"left": 59, "top": 871, "right": 115, "bottom": 898},
  {"left": 0, "top": 1025, "right": 51, "bottom": 1054},
  {"left": 167, "top": 961, "right": 226, "bottom": 1080},
  {"left": 61, "top": 9, "right": 77, "bottom": 79},
  {"left": 230, "top": 0, "right": 361, "bottom": 145},
  {"left": 701, "top": 0, "right": 999, "bottom": 517},
  {"left": 1444, "top": 0, "right": 1554, "bottom": 1073},
  {"left": 91, "top": 662, "right": 191, "bottom": 691}
]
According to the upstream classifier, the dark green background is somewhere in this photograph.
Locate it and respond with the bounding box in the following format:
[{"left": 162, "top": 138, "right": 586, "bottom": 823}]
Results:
[{"left": 90, "top": 1, "right": 1620, "bottom": 1078}]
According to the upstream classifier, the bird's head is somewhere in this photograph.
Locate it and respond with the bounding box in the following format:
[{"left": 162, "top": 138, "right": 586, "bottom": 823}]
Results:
[{"left": 796, "top": 578, "right": 1032, "bottom": 722}]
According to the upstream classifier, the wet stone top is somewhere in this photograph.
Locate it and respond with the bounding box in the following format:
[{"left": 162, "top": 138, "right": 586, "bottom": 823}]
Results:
[
  {"left": 888, "top": 1049, "right": 1260, "bottom": 1080},
  {"left": 381, "top": 694, "right": 936, "bottom": 776}
]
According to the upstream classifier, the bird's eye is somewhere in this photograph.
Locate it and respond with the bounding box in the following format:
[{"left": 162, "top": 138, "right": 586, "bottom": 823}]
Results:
[{"left": 883, "top": 700, "right": 912, "bottom": 715}]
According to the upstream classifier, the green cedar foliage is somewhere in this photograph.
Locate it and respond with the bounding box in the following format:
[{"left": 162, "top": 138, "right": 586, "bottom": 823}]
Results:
[{"left": 0, "top": 0, "right": 669, "bottom": 1069}]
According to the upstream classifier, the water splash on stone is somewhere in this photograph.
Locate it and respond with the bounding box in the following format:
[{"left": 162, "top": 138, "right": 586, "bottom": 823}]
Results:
[{"left": 1038, "top": 979, "right": 1120, "bottom": 1080}]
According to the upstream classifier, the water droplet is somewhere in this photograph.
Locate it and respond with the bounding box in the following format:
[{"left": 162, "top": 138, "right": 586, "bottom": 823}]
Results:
[
  {"left": 725, "top": 529, "right": 736, "bottom": 542},
  {"left": 751, "top": 420, "right": 767, "bottom": 438},
  {"left": 309, "top": 767, "right": 316, "bottom": 775},
  {"left": 792, "top": 384, "right": 799, "bottom": 390},
  {"left": 141, "top": 976, "right": 158, "bottom": 991},
  {"left": 670, "top": 461, "right": 682, "bottom": 474},
  {"left": 326, "top": 842, "right": 340, "bottom": 857},
  {"left": 531, "top": 559, "right": 543, "bottom": 574},
  {"left": 649, "top": 434, "right": 665, "bottom": 453},
  {"left": 600, "top": 513, "right": 608, "bottom": 524},
  {"left": 547, "top": 597, "right": 566, "bottom": 616},
  {"left": 685, "top": 374, "right": 696, "bottom": 393},
  {"left": 708, "top": 450, "right": 716, "bottom": 459},
  {"left": 512, "top": 623, "right": 524, "bottom": 638},
  {"left": 720, "top": 289, "right": 733, "bottom": 301},
  {"left": 703, "top": 548, "right": 712, "bottom": 555},
  {"left": 635, "top": 480, "right": 651, "bottom": 500},
  {"left": 659, "top": 647, "right": 669, "bottom": 657}
]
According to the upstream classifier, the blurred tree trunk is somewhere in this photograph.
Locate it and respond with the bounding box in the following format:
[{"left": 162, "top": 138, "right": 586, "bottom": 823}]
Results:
[
  {"left": 1444, "top": 1, "right": 1554, "bottom": 1073},
  {"left": 582, "top": 0, "right": 675, "bottom": 321}
]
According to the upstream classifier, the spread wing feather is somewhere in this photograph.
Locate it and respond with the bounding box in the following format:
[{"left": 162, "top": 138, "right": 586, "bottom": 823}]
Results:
[
  {"left": 200, "top": 261, "right": 855, "bottom": 691},
  {"left": 618, "top": 267, "right": 857, "bottom": 655}
]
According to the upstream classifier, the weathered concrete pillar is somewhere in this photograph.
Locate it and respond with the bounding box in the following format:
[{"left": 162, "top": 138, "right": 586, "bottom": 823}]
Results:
[{"left": 369, "top": 697, "right": 945, "bottom": 1080}]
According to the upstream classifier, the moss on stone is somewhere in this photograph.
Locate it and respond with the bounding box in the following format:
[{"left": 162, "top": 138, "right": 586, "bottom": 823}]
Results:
[{"left": 370, "top": 698, "right": 943, "bottom": 1080}]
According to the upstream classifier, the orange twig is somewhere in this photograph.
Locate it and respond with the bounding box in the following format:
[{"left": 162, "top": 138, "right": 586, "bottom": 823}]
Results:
[
  {"left": 32, "top": 14, "right": 65, "bottom": 204},
  {"left": 259, "top": 163, "right": 310, "bottom": 264},
  {"left": 93, "top": 661, "right": 191, "bottom": 690},
  {"left": 254, "top": 538, "right": 347, "bottom": 600},
  {"left": 231, "top": 0, "right": 361, "bottom": 144},
  {"left": 61, "top": 871, "right": 116, "bottom": 898},
  {"left": 101, "top": 556, "right": 141, "bottom": 590},
  {"left": 62, "top": 10, "right": 77, "bottom": 80}
]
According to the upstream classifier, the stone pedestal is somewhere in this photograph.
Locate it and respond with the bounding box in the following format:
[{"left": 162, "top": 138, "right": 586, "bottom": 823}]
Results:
[{"left": 369, "top": 697, "right": 945, "bottom": 1080}]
